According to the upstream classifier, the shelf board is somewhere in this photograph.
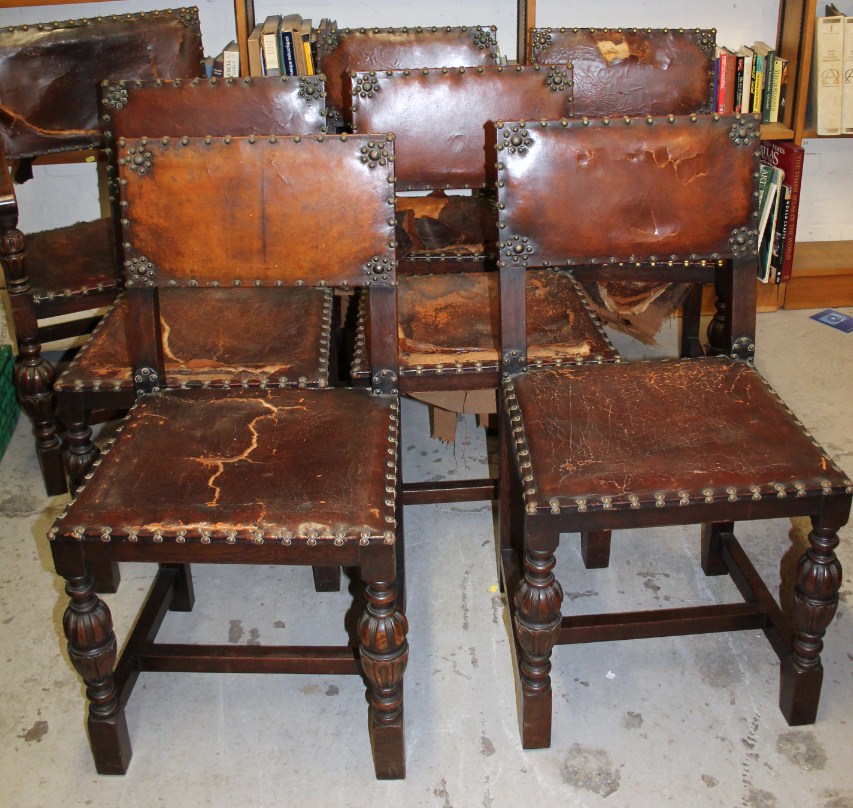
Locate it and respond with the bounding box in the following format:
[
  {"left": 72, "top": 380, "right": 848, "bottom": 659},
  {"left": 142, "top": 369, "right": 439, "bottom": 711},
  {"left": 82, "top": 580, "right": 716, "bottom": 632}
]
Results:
[
  {"left": 782, "top": 239, "right": 853, "bottom": 309},
  {"left": 760, "top": 123, "right": 794, "bottom": 141}
]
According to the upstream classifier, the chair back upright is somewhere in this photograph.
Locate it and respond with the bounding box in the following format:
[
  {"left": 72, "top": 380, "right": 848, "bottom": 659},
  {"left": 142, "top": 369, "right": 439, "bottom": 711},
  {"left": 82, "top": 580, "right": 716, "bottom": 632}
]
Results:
[
  {"left": 528, "top": 27, "right": 715, "bottom": 117},
  {"left": 495, "top": 113, "right": 760, "bottom": 373},
  {"left": 118, "top": 133, "right": 398, "bottom": 394}
]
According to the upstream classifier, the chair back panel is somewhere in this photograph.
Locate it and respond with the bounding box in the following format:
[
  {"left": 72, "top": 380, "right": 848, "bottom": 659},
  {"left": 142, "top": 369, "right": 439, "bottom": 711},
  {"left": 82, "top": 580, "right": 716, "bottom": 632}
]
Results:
[
  {"left": 529, "top": 28, "right": 715, "bottom": 117},
  {"left": 119, "top": 134, "right": 395, "bottom": 289},
  {"left": 317, "top": 26, "right": 499, "bottom": 126},
  {"left": 496, "top": 114, "right": 759, "bottom": 268},
  {"left": 350, "top": 65, "right": 573, "bottom": 190},
  {"left": 0, "top": 8, "right": 204, "bottom": 159},
  {"left": 104, "top": 76, "right": 328, "bottom": 142}
]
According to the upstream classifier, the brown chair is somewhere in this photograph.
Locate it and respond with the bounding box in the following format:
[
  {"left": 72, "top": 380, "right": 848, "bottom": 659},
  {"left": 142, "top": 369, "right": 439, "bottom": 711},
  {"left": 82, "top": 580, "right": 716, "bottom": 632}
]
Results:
[
  {"left": 48, "top": 132, "right": 408, "bottom": 779},
  {"left": 316, "top": 25, "right": 500, "bottom": 129},
  {"left": 494, "top": 112, "right": 851, "bottom": 749},
  {"left": 528, "top": 26, "right": 718, "bottom": 353},
  {"left": 0, "top": 8, "right": 204, "bottom": 494},
  {"left": 55, "top": 76, "right": 331, "bottom": 494},
  {"left": 347, "top": 65, "right": 619, "bottom": 504}
]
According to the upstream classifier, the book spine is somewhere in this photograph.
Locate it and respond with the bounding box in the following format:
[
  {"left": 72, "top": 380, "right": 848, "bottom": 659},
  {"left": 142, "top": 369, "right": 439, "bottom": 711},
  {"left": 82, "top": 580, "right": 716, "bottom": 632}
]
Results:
[
  {"left": 814, "top": 16, "right": 844, "bottom": 135},
  {"left": 779, "top": 148, "right": 804, "bottom": 282},
  {"left": 717, "top": 49, "right": 729, "bottom": 113},
  {"left": 769, "top": 58, "right": 784, "bottom": 122},
  {"left": 735, "top": 55, "right": 745, "bottom": 113},
  {"left": 279, "top": 30, "right": 298, "bottom": 75},
  {"left": 223, "top": 49, "right": 240, "bottom": 79},
  {"left": 742, "top": 52, "right": 753, "bottom": 113},
  {"left": 771, "top": 185, "right": 791, "bottom": 284},
  {"left": 842, "top": 17, "right": 853, "bottom": 133},
  {"left": 761, "top": 51, "right": 775, "bottom": 123},
  {"left": 751, "top": 53, "right": 764, "bottom": 115}
]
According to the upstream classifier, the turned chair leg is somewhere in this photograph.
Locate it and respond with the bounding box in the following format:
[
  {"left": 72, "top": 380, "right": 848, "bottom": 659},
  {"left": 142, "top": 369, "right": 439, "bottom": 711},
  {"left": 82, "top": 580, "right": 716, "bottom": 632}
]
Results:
[
  {"left": 513, "top": 546, "right": 563, "bottom": 749},
  {"left": 358, "top": 578, "right": 408, "bottom": 780},
  {"left": 64, "top": 413, "right": 100, "bottom": 493},
  {"left": 779, "top": 517, "right": 843, "bottom": 725},
  {"left": 62, "top": 573, "right": 132, "bottom": 774}
]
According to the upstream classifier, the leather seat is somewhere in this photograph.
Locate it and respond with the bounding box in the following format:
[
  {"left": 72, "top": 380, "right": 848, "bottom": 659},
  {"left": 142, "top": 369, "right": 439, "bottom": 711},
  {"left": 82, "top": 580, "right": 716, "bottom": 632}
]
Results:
[
  {"left": 58, "top": 287, "right": 332, "bottom": 392},
  {"left": 351, "top": 270, "right": 618, "bottom": 379}
]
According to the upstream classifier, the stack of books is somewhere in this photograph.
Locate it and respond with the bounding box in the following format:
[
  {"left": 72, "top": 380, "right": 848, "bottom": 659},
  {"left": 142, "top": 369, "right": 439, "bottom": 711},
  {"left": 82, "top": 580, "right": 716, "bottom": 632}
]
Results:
[
  {"left": 757, "top": 140, "right": 805, "bottom": 284},
  {"left": 247, "top": 14, "right": 334, "bottom": 77},
  {"left": 713, "top": 41, "right": 787, "bottom": 123},
  {"left": 811, "top": 4, "right": 853, "bottom": 136}
]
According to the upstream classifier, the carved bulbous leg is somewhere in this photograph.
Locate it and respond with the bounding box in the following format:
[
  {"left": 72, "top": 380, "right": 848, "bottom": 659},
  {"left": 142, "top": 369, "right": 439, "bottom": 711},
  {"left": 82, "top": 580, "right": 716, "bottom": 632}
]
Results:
[
  {"left": 358, "top": 579, "right": 408, "bottom": 779},
  {"left": 514, "top": 548, "right": 563, "bottom": 749},
  {"left": 780, "top": 523, "right": 843, "bottom": 725},
  {"left": 64, "top": 415, "right": 100, "bottom": 493},
  {"left": 1, "top": 225, "right": 65, "bottom": 494},
  {"left": 63, "top": 574, "right": 131, "bottom": 773}
]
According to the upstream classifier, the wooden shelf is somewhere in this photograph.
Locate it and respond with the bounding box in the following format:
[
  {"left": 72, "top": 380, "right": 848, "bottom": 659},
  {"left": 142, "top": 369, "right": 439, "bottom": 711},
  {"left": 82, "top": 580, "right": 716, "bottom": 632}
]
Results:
[{"left": 782, "top": 240, "right": 853, "bottom": 308}]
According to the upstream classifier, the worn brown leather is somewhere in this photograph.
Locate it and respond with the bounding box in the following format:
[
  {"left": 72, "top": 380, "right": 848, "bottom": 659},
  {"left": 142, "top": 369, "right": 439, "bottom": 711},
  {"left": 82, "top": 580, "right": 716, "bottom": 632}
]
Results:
[
  {"left": 351, "top": 270, "right": 617, "bottom": 377},
  {"left": 510, "top": 359, "right": 851, "bottom": 509},
  {"left": 120, "top": 135, "right": 396, "bottom": 289},
  {"left": 496, "top": 114, "right": 758, "bottom": 266},
  {"left": 316, "top": 26, "right": 499, "bottom": 127},
  {"left": 26, "top": 218, "right": 116, "bottom": 304},
  {"left": 58, "top": 287, "right": 333, "bottom": 390},
  {"left": 55, "top": 387, "right": 397, "bottom": 540},
  {"left": 0, "top": 8, "right": 204, "bottom": 159},
  {"left": 529, "top": 27, "right": 715, "bottom": 117},
  {"left": 350, "top": 65, "right": 573, "bottom": 190},
  {"left": 104, "top": 75, "right": 328, "bottom": 142}
]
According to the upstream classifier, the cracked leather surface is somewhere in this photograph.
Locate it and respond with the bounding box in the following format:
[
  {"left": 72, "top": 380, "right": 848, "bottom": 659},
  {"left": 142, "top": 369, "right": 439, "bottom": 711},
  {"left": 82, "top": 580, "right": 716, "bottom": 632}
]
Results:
[
  {"left": 56, "top": 387, "right": 395, "bottom": 538},
  {"left": 60, "top": 287, "right": 333, "bottom": 388},
  {"left": 512, "top": 360, "right": 849, "bottom": 505},
  {"left": 531, "top": 28, "right": 714, "bottom": 117}
]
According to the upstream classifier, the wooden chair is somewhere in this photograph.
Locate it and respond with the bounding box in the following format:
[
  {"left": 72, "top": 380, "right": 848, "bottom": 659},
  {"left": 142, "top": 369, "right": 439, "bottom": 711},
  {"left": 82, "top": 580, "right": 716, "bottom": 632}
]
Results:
[
  {"left": 494, "top": 112, "right": 851, "bottom": 748},
  {"left": 54, "top": 76, "right": 330, "bottom": 495},
  {"left": 528, "top": 26, "right": 718, "bottom": 354},
  {"left": 316, "top": 25, "right": 500, "bottom": 129},
  {"left": 48, "top": 132, "right": 408, "bottom": 779},
  {"left": 347, "top": 65, "right": 619, "bottom": 504},
  {"left": 0, "top": 8, "right": 204, "bottom": 494}
]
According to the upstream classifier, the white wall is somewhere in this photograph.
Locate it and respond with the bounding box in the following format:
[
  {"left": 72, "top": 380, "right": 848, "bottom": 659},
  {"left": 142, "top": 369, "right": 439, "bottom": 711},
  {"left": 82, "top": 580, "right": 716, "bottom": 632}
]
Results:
[{"left": 2, "top": 0, "right": 851, "bottom": 241}]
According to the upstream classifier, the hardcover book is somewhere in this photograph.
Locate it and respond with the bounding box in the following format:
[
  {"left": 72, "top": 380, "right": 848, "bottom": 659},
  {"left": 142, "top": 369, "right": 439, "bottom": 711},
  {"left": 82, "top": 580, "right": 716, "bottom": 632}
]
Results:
[{"left": 760, "top": 140, "right": 805, "bottom": 282}]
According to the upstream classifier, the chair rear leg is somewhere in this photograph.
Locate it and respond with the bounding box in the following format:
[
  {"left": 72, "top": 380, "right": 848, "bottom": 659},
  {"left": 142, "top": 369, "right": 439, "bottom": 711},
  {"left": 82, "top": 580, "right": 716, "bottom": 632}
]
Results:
[
  {"left": 580, "top": 530, "right": 611, "bottom": 568},
  {"left": 312, "top": 565, "right": 342, "bottom": 592},
  {"left": 701, "top": 522, "right": 733, "bottom": 576},
  {"left": 164, "top": 563, "right": 195, "bottom": 612}
]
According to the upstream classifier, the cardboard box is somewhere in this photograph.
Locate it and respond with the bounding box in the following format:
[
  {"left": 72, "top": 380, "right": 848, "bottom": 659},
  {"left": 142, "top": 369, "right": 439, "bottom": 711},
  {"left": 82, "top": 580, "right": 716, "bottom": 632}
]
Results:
[{"left": 409, "top": 389, "right": 496, "bottom": 443}]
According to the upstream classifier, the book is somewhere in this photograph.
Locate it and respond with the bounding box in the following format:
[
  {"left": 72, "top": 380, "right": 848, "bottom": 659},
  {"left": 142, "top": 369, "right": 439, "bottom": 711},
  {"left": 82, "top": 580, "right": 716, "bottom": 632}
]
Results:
[
  {"left": 752, "top": 41, "right": 775, "bottom": 123},
  {"left": 771, "top": 182, "right": 792, "bottom": 284},
  {"left": 750, "top": 44, "right": 766, "bottom": 115},
  {"left": 247, "top": 22, "right": 265, "bottom": 77},
  {"left": 212, "top": 49, "right": 225, "bottom": 78},
  {"left": 716, "top": 47, "right": 737, "bottom": 114},
  {"left": 301, "top": 18, "right": 315, "bottom": 75},
  {"left": 769, "top": 56, "right": 787, "bottom": 122},
  {"left": 278, "top": 14, "right": 304, "bottom": 75},
  {"left": 842, "top": 15, "right": 853, "bottom": 133},
  {"left": 812, "top": 14, "right": 845, "bottom": 134},
  {"left": 737, "top": 46, "right": 755, "bottom": 114},
  {"left": 222, "top": 40, "right": 240, "bottom": 79},
  {"left": 760, "top": 139, "right": 805, "bottom": 282},
  {"left": 261, "top": 15, "right": 282, "bottom": 76},
  {"left": 757, "top": 162, "right": 782, "bottom": 283}
]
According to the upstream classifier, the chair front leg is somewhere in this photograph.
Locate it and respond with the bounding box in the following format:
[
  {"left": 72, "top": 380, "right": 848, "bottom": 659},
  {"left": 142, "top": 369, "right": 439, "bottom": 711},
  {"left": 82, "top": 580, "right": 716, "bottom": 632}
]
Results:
[
  {"left": 514, "top": 543, "right": 563, "bottom": 749},
  {"left": 62, "top": 573, "right": 132, "bottom": 774},
  {"left": 358, "top": 577, "right": 408, "bottom": 779},
  {"left": 780, "top": 516, "right": 843, "bottom": 725}
]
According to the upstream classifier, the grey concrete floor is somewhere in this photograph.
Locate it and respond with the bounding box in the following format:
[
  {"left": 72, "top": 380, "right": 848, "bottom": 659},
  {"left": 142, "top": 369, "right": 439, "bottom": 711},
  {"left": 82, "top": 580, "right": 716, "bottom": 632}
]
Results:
[{"left": 1, "top": 308, "right": 851, "bottom": 807}]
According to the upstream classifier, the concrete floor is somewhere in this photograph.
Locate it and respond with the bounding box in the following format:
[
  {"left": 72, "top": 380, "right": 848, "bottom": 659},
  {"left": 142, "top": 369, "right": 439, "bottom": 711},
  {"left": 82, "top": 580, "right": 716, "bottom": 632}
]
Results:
[{"left": 1, "top": 308, "right": 851, "bottom": 807}]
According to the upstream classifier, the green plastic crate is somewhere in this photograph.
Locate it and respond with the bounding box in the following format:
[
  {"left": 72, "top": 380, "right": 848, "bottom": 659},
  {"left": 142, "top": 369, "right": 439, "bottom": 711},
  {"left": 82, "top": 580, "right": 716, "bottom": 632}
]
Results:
[{"left": 0, "top": 345, "right": 19, "bottom": 462}]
